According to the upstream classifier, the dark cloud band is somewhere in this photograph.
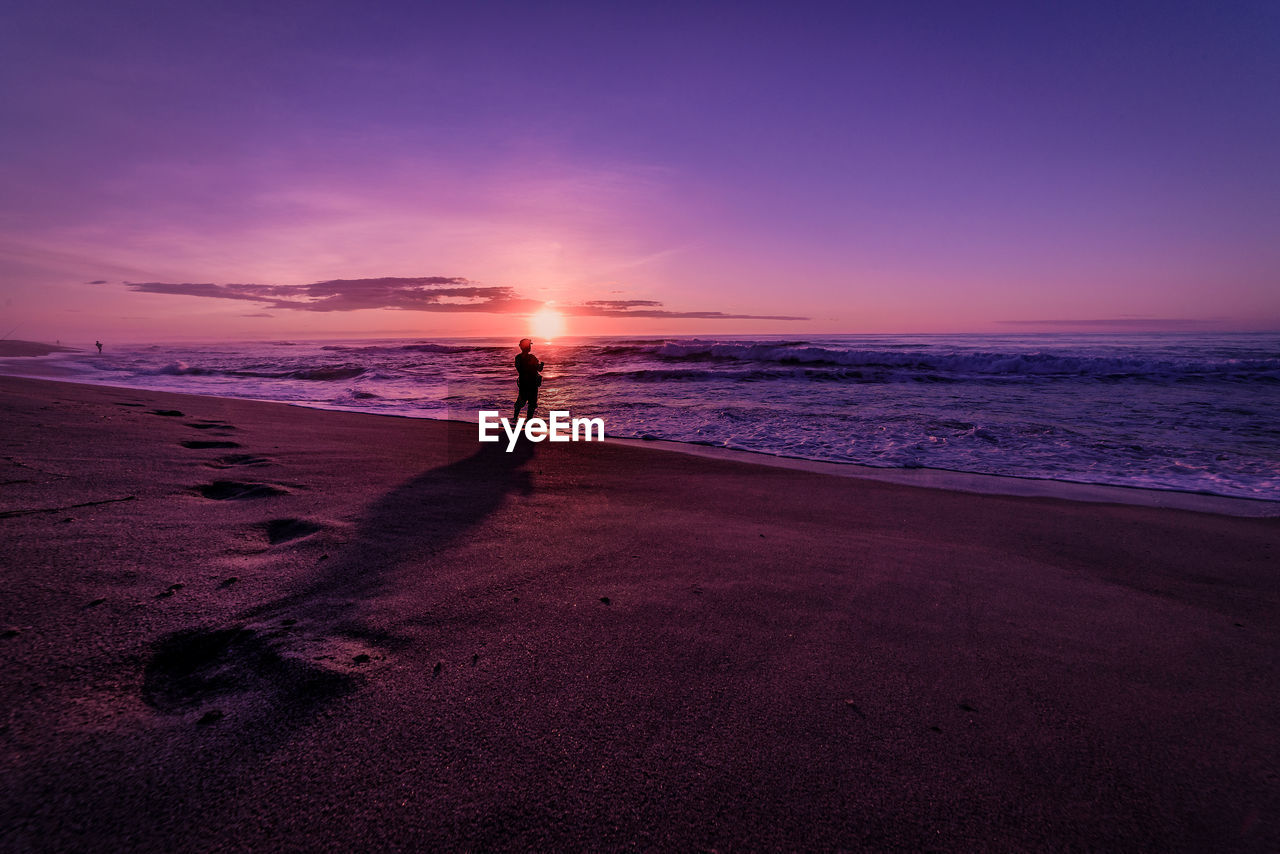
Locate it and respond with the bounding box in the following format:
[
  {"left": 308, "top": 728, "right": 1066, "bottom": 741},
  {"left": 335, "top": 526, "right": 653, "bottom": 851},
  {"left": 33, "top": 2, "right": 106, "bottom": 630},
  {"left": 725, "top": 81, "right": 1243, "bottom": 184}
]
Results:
[
  {"left": 997, "top": 318, "right": 1221, "bottom": 329},
  {"left": 121, "top": 277, "right": 807, "bottom": 320}
]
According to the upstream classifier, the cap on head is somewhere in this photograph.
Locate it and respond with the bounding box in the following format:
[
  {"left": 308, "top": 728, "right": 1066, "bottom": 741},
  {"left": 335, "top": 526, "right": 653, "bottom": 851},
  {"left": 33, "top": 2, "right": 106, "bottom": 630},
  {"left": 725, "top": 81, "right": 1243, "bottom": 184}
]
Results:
[{"left": 519, "top": 338, "right": 532, "bottom": 351}]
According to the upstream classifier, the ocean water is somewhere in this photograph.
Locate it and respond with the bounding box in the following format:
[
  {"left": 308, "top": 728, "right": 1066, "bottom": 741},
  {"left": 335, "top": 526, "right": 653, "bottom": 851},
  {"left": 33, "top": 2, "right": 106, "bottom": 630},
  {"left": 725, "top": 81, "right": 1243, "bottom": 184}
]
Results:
[{"left": 9, "top": 333, "right": 1280, "bottom": 500}]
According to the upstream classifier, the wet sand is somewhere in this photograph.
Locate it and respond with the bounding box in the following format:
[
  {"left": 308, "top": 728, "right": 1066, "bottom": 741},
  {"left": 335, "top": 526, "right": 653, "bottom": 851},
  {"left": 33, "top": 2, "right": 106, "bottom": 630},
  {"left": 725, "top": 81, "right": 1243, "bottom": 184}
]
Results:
[
  {"left": 1, "top": 374, "right": 1277, "bottom": 851},
  {"left": 0, "top": 340, "right": 80, "bottom": 358}
]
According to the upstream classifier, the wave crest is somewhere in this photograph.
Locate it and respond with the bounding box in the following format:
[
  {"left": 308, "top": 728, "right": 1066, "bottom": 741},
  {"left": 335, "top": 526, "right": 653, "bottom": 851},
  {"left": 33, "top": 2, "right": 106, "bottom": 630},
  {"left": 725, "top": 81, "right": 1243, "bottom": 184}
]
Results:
[
  {"left": 144, "top": 362, "right": 366, "bottom": 381},
  {"left": 649, "top": 340, "right": 1280, "bottom": 381}
]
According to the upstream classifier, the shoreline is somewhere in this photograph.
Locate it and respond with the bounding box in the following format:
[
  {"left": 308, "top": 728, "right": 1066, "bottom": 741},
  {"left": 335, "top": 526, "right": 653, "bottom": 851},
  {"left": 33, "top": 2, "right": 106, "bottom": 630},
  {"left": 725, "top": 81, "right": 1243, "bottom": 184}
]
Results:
[
  {"left": 609, "top": 437, "right": 1280, "bottom": 518},
  {"left": 4, "top": 370, "right": 1277, "bottom": 517}
]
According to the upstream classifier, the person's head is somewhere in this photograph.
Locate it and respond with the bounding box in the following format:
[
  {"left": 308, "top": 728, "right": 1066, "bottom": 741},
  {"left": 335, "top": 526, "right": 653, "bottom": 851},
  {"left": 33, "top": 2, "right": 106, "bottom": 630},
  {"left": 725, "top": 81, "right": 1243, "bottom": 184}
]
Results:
[{"left": 519, "top": 338, "right": 532, "bottom": 353}]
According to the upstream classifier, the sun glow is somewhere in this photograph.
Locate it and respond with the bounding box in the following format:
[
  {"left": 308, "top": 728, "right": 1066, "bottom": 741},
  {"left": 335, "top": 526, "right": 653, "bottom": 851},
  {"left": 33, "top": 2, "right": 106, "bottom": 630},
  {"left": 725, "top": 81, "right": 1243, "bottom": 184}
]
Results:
[{"left": 529, "top": 306, "right": 566, "bottom": 341}]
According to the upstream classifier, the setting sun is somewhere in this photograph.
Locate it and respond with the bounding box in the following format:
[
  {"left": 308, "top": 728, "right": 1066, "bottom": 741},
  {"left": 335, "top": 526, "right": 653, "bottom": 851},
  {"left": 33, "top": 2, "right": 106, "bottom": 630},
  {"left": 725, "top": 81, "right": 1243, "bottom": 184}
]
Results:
[{"left": 529, "top": 306, "right": 566, "bottom": 340}]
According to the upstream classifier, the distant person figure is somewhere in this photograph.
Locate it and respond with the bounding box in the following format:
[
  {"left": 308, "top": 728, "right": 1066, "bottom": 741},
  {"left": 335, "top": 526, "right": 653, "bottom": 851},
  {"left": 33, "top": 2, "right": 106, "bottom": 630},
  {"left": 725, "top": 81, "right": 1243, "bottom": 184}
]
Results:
[
  {"left": 513, "top": 338, "right": 544, "bottom": 422},
  {"left": 95, "top": 340, "right": 103, "bottom": 354}
]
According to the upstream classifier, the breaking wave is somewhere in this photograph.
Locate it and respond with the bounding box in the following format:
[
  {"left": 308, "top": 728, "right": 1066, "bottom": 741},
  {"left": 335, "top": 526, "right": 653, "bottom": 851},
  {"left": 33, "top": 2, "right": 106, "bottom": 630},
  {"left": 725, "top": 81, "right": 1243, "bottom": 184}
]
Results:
[
  {"left": 645, "top": 340, "right": 1280, "bottom": 381},
  {"left": 150, "top": 362, "right": 367, "bottom": 381}
]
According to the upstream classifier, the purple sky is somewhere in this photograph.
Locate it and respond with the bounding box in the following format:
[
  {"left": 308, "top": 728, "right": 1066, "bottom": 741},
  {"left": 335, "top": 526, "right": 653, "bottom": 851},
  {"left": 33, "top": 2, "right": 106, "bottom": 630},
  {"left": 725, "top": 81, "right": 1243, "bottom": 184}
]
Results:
[{"left": 2, "top": 0, "right": 1277, "bottom": 340}]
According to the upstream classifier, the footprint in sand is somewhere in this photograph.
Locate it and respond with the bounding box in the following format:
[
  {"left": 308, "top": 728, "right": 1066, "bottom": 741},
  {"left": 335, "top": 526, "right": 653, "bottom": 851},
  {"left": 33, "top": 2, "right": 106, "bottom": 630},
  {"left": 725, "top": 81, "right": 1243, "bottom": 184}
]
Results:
[
  {"left": 184, "top": 422, "right": 237, "bottom": 431},
  {"left": 141, "top": 626, "right": 350, "bottom": 715},
  {"left": 181, "top": 440, "right": 242, "bottom": 450},
  {"left": 150, "top": 409, "right": 184, "bottom": 417},
  {"left": 205, "top": 454, "right": 272, "bottom": 468},
  {"left": 196, "top": 709, "right": 225, "bottom": 726},
  {"left": 197, "top": 481, "right": 288, "bottom": 500},
  {"left": 264, "top": 518, "right": 322, "bottom": 545}
]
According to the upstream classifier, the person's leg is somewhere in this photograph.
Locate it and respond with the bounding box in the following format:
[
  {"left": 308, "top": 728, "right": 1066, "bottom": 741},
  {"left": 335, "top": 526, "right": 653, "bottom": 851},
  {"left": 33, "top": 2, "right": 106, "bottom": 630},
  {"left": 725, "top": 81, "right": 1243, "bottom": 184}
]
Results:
[
  {"left": 514, "top": 390, "right": 527, "bottom": 422},
  {"left": 527, "top": 389, "right": 538, "bottom": 418}
]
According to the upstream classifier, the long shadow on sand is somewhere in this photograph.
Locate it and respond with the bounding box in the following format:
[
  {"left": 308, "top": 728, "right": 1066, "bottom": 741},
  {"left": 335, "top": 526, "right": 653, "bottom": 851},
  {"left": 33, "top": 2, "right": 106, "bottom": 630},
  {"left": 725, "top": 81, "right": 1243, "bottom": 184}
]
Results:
[
  {"left": 246, "top": 434, "right": 535, "bottom": 624},
  {"left": 142, "top": 437, "right": 536, "bottom": 728}
]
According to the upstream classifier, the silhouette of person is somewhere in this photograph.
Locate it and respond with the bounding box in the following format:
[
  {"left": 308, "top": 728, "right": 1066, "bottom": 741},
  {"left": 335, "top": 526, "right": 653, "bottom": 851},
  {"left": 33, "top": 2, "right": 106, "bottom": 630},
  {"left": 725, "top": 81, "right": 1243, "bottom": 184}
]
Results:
[
  {"left": 95, "top": 340, "right": 103, "bottom": 354},
  {"left": 513, "top": 338, "right": 544, "bottom": 421}
]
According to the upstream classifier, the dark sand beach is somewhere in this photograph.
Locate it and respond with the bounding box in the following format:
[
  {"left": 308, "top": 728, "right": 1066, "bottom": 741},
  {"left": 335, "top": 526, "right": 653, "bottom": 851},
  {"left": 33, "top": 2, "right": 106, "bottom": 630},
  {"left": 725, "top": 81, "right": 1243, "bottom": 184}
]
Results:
[
  {"left": 1, "top": 374, "right": 1278, "bottom": 851},
  {"left": 0, "top": 341, "right": 79, "bottom": 358}
]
